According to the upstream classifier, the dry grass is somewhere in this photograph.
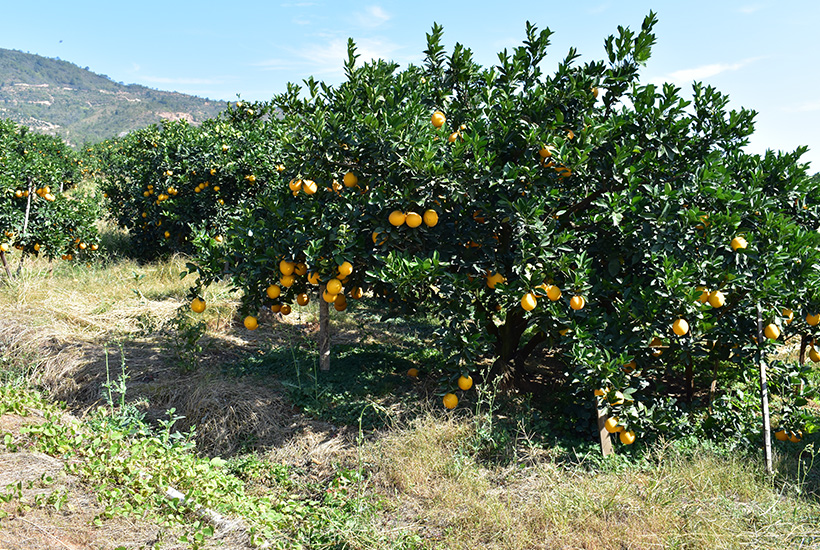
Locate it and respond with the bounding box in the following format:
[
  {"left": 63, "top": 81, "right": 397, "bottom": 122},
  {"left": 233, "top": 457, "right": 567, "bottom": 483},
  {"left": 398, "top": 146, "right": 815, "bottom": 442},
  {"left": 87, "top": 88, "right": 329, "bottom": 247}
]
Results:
[{"left": 366, "top": 412, "right": 820, "bottom": 550}]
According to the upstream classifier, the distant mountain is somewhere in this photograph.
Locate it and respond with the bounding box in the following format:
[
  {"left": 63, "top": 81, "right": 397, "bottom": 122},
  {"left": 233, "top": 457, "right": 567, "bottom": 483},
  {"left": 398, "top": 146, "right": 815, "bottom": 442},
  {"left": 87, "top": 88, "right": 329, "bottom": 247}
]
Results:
[{"left": 0, "top": 48, "right": 227, "bottom": 146}]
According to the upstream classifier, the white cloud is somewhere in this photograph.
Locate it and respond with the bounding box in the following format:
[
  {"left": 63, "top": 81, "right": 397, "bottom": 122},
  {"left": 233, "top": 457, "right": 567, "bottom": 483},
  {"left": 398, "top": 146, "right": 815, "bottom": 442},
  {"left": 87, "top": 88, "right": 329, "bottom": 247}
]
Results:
[
  {"left": 586, "top": 3, "right": 610, "bottom": 15},
  {"left": 663, "top": 57, "right": 765, "bottom": 83},
  {"left": 354, "top": 5, "right": 390, "bottom": 28},
  {"left": 782, "top": 100, "right": 820, "bottom": 113},
  {"left": 738, "top": 3, "right": 764, "bottom": 14},
  {"left": 140, "top": 76, "right": 224, "bottom": 85}
]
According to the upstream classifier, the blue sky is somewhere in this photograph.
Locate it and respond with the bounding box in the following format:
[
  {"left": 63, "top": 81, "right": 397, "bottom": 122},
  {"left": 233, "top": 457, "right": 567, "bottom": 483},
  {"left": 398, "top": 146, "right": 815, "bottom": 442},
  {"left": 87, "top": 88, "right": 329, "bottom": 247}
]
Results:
[{"left": 3, "top": 1, "right": 818, "bottom": 170}]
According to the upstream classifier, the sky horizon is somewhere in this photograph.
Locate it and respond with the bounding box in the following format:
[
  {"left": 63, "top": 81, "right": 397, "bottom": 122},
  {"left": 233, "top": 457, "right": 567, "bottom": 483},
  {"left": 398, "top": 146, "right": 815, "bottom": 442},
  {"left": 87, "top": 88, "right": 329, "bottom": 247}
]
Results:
[{"left": 2, "top": 1, "right": 818, "bottom": 171}]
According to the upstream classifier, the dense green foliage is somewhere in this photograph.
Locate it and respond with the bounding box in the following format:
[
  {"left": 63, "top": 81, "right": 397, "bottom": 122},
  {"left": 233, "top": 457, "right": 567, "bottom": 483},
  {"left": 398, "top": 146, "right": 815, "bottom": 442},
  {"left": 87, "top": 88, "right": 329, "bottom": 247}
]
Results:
[
  {"left": 0, "top": 47, "right": 226, "bottom": 146},
  {"left": 93, "top": 13, "right": 818, "bottom": 448},
  {"left": 0, "top": 118, "right": 99, "bottom": 262}
]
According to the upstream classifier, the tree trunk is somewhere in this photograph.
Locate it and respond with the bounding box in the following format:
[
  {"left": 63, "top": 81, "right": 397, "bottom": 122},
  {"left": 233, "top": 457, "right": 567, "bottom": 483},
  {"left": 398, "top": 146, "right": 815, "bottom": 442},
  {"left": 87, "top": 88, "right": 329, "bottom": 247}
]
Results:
[
  {"left": 684, "top": 354, "right": 694, "bottom": 403},
  {"left": 0, "top": 251, "right": 10, "bottom": 279},
  {"left": 319, "top": 284, "right": 330, "bottom": 371}
]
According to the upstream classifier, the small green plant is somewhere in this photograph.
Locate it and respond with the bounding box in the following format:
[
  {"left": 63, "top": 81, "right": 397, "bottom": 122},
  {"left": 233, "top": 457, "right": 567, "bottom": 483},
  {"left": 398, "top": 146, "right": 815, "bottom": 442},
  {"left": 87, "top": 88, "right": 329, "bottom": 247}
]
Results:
[{"left": 164, "top": 307, "right": 209, "bottom": 372}]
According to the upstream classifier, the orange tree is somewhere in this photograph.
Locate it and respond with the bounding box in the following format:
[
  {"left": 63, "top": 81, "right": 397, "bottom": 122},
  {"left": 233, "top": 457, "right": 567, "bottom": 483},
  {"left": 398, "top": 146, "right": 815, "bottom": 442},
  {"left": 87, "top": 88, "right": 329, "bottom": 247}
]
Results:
[
  {"left": 187, "top": 14, "right": 817, "bottom": 444},
  {"left": 0, "top": 119, "right": 100, "bottom": 268},
  {"left": 95, "top": 103, "right": 282, "bottom": 259}
]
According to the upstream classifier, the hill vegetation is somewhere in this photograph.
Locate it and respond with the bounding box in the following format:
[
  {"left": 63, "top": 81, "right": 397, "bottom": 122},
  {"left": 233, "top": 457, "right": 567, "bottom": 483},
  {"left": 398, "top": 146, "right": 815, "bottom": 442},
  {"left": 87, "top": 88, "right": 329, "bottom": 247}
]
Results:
[{"left": 0, "top": 47, "right": 227, "bottom": 146}]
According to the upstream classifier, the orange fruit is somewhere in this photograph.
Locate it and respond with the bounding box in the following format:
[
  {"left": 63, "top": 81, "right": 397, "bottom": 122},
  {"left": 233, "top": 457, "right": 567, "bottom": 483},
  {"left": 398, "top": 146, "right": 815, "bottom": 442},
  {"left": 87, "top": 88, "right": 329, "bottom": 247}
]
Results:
[
  {"left": 322, "top": 290, "right": 338, "bottom": 303},
  {"left": 289, "top": 179, "right": 302, "bottom": 192},
  {"left": 604, "top": 417, "right": 621, "bottom": 433},
  {"left": 389, "top": 210, "right": 406, "bottom": 227},
  {"left": 695, "top": 286, "right": 709, "bottom": 303},
  {"left": 307, "top": 272, "right": 320, "bottom": 285},
  {"left": 731, "top": 236, "right": 748, "bottom": 251},
  {"left": 407, "top": 368, "right": 419, "bottom": 377},
  {"left": 486, "top": 272, "right": 506, "bottom": 289},
  {"left": 458, "top": 375, "right": 473, "bottom": 391},
  {"left": 280, "top": 304, "right": 291, "bottom": 315},
  {"left": 569, "top": 295, "right": 586, "bottom": 310},
  {"left": 774, "top": 429, "right": 788, "bottom": 442},
  {"left": 619, "top": 430, "right": 636, "bottom": 445},
  {"left": 296, "top": 293, "right": 309, "bottom": 306},
  {"left": 326, "top": 278, "right": 343, "bottom": 294},
  {"left": 764, "top": 323, "right": 780, "bottom": 340},
  {"left": 343, "top": 172, "right": 358, "bottom": 187},
  {"left": 0, "top": 243, "right": 9, "bottom": 253},
  {"left": 810, "top": 347, "right": 820, "bottom": 363},
  {"left": 270, "top": 304, "right": 282, "bottom": 313},
  {"left": 448, "top": 131, "right": 459, "bottom": 143},
  {"left": 521, "top": 292, "right": 537, "bottom": 311},
  {"left": 789, "top": 431, "right": 802, "bottom": 443},
  {"left": 708, "top": 290, "right": 725, "bottom": 308},
  {"left": 294, "top": 262, "right": 308, "bottom": 276},
  {"left": 782, "top": 308, "right": 794, "bottom": 325},
  {"left": 623, "top": 361, "right": 636, "bottom": 373},
  {"left": 442, "top": 393, "right": 458, "bottom": 409},
  {"left": 191, "top": 298, "right": 206, "bottom": 313},
  {"left": 672, "top": 318, "right": 689, "bottom": 336},
  {"left": 280, "top": 260, "right": 295, "bottom": 276},
  {"left": 807, "top": 313, "right": 820, "bottom": 326},
  {"left": 546, "top": 285, "right": 562, "bottom": 301},
  {"left": 244, "top": 316, "right": 258, "bottom": 330},
  {"left": 423, "top": 209, "right": 439, "bottom": 227},
  {"left": 431, "top": 111, "right": 446, "bottom": 128},
  {"left": 349, "top": 287, "right": 363, "bottom": 299},
  {"left": 405, "top": 212, "right": 422, "bottom": 228},
  {"left": 267, "top": 284, "right": 281, "bottom": 299},
  {"left": 303, "top": 179, "right": 318, "bottom": 195},
  {"left": 280, "top": 274, "right": 295, "bottom": 288},
  {"left": 334, "top": 293, "right": 347, "bottom": 311},
  {"left": 338, "top": 261, "right": 353, "bottom": 278},
  {"left": 538, "top": 145, "right": 556, "bottom": 159},
  {"left": 594, "top": 388, "right": 606, "bottom": 397}
]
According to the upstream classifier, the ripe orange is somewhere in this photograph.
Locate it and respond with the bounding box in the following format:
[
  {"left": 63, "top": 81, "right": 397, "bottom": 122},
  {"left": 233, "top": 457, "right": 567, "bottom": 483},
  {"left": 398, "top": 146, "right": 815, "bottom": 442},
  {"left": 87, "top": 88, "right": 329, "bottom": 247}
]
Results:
[
  {"left": 280, "top": 260, "right": 295, "bottom": 276},
  {"left": 307, "top": 272, "right": 320, "bottom": 285},
  {"left": 458, "top": 375, "right": 473, "bottom": 391},
  {"left": 442, "top": 393, "right": 458, "bottom": 409},
  {"left": 810, "top": 347, "right": 820, "bottom": 363},
  {"left": 521, "top": 292, "right": 537, "bottom": 311},
  {"left": 334, "top": 294, "right": 347, "bottom": 311},
  {"left": 672, "top": 318, "right": 689, "bottom": 336},
  {"left": 191, "top": 298, "right": 206, "bottom": 313},
  {"left": 789, "top": 431, "right": 802, "bottom": 443},
  {"left": 0, "top": 243, "right": 9, "bottom": 253},
  {"left": 280, "top": 274, "right": 295, "bottom": 288},
  {"left": 782, "top": 308, "right": 794, "bottom": 325},
  {"left": 730, "top": 236, "right": 748, "bottom": 251},
  {"left": 296, "top": 293, "right": 309, "bottom": 306},
  {"left": 289, "top": 179, "right": 302, "bottom": 192},
  {"left": 538, "top": 145, "right": 556, "bottom": 158},
  {"left": 695, "top": 286, "right": 709, "bottom": 303},
  {"left": 546, "top": 285, "right": 562, "bottom": 301},
  {"left": 807, "top": 313, "right": 820, "bottom": 326},
  {"left": 604, "top": 417, "right": 621, "bottom": 433},
  {"left": 594, "top": 388, "right": 606, "bottom": 396},
  {"left": 280, "top": 304, "right": 291, "bottom": 315},
  {"left": 619, "top": 430, "right": 636, "bottom": 445},
  {"left": 405, "top": 212, "right": 422, "bottom": 228},
  {"left": 326, "top": 278, "right": 343, "bottom": 294},
  {"left": 267, "top": 284, "right": 281, "bottom": 299},
  {"left": 764, "top": 323, "right": 780, "bottom": 340},
  {"left": 708, "top": 290, "right": 725, "bottom": 308},
  {"left": 338, "top": 261, "right": 353, "bottom": 278},
  {"left": 623, "top": 361, "right": 636, "bottom": 373},
  {"left": 774, "top": 429, "right": 788, "bottom": 442},
  {"left": 389, "top": 210, "right": 407, "bottom": 227},
  {"left": 423, "top": 209, "right": 439, "bottom": 227},
  {"left": 244, "top": 316, "right": 258, "bottom": 330},
  {"left": 407, "top": 368, "right": 419, "bottom": 377},
  {"left": 569, "top": 295, "right": 586, "bottom": 310},
  {"left": 303, "top": 180, "right": 318, "bottom": 195},
  {"left": 271, "top": 304, "right": 282, "bottom": 313},
  {"left": 164, "top": 231, "right": 170, "bottom": 239},
  {"left": 486, "top": 272, "right": 506, "bottom": 289},
  {"left": 431, "top": 111, "right": 446, "bottom": 128},
  {"left": 343, "top": 172, "right": 358, "bottom": 187},
  {"left": 322, "top": 290, "right": 338, "bottom": 303},
  {"left": 349, "top": 287, "right": 363, "bottom": 299},
  {"left": 448, "top": 131, "right": 460, "bottom": 143}
]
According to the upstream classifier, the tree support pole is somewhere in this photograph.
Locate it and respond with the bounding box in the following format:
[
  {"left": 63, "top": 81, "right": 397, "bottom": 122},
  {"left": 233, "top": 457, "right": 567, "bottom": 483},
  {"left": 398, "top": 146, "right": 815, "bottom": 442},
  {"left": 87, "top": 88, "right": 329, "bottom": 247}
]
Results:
[
  {"left": 757, "top": 303, "right": 773, "bottom": 475},
  {"left": 596, "top": 395, "right": 613, "bottom": 457},
  {"left": 319, "top": 284, "right": 330, "bottom": 371}
]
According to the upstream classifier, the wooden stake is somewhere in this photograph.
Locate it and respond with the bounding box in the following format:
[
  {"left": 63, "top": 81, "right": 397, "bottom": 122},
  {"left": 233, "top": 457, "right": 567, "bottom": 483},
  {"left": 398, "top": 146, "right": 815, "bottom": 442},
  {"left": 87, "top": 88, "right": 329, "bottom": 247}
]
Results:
[
  {"left": 319, "top": 284, "right": 330, "bottom": 371},
  {"left": 596, "top": 396, "right": 613, "bottom": 457},
  {"left": 757, "top": 303, "right": 773, "bottom": 475}
]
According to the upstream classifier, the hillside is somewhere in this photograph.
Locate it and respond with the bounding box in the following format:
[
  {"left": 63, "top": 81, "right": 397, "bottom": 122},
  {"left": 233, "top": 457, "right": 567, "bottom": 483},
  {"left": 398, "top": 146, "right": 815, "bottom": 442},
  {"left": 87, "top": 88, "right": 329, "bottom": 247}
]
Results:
[{"left": 0, "top": 48, "right": 227, "bottom": 146}]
